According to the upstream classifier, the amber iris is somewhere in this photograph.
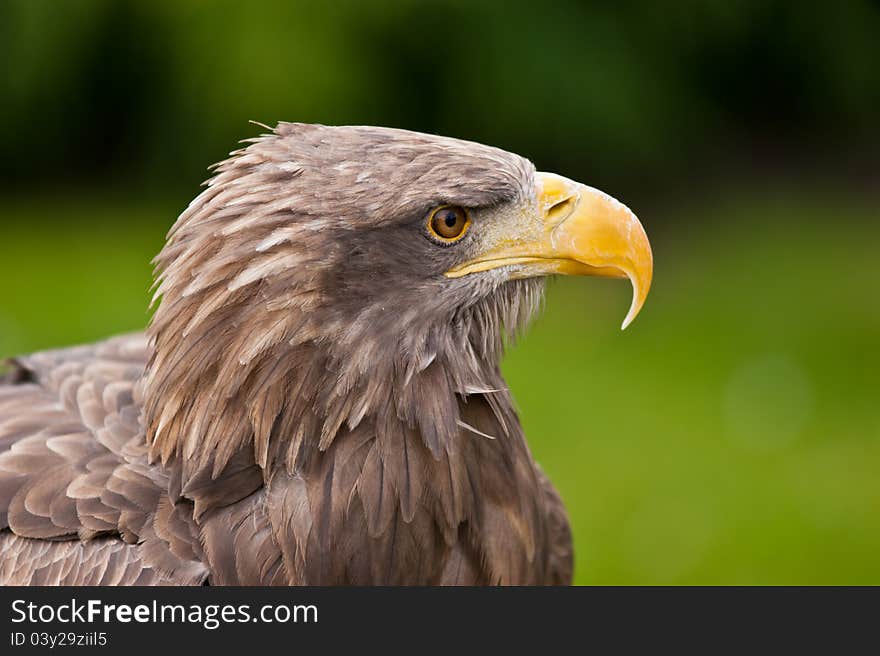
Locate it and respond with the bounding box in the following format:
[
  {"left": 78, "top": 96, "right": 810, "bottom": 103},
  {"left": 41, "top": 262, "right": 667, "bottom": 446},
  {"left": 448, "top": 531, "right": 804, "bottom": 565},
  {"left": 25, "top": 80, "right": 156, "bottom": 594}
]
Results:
[{"left": 428, "top": 205, "right": 470, "bottom": 242}]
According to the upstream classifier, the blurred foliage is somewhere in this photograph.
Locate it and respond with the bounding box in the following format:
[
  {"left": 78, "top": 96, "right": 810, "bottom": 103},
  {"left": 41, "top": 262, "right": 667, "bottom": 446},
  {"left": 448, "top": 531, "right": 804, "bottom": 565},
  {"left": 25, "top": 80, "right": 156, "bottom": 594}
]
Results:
[
  {"left": 1, "top": 0, "right": 879, "bottom": 197},
  {"left": 1, "top": 0, "right": 879, "bottom": 583}
]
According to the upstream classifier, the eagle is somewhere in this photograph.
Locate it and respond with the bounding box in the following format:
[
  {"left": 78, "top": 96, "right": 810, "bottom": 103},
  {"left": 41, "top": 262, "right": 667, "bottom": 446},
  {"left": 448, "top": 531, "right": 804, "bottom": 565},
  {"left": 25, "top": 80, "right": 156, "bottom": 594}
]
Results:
[{"left": 0, "top": 123, "right": 651, "bottom": 585}]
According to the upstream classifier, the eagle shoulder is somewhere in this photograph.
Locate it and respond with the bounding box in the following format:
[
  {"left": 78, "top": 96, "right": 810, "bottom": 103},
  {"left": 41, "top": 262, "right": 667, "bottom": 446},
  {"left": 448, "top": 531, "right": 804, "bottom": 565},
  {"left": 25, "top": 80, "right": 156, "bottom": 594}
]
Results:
[{"left": 0, "top": 334, "right": 207, "bottom": 585}]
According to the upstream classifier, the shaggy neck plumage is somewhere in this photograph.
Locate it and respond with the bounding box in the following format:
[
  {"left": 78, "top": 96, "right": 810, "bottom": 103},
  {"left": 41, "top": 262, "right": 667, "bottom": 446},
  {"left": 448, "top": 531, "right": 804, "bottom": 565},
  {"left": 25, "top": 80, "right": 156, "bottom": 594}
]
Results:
[{"left": 143, "top": 259, "right": 544, "bottom": 488}]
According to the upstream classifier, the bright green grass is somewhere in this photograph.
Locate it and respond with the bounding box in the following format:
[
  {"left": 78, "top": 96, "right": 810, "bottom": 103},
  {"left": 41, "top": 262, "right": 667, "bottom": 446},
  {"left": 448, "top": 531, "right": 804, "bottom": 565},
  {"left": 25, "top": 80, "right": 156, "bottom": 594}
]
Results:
[
  {"left": 1, "top": 191, "right": 878, "bottom": 584},
  {"left": 505, "top": 194, "right": 880, "bottom": 584}
]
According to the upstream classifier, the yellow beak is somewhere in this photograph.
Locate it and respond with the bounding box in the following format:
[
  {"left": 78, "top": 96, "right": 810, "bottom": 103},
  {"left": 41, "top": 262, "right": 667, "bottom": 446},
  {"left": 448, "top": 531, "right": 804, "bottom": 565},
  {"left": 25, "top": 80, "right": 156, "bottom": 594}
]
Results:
[{"left": 445, "top": 172, "right": 653, "bottom": 329}]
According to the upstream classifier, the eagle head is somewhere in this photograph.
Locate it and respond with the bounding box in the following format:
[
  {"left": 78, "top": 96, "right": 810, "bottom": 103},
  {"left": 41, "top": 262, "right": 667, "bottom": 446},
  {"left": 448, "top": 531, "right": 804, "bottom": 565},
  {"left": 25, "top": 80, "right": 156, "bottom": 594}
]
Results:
[{"left": 143, "top": 123, "right": 652, "bottom": 484}]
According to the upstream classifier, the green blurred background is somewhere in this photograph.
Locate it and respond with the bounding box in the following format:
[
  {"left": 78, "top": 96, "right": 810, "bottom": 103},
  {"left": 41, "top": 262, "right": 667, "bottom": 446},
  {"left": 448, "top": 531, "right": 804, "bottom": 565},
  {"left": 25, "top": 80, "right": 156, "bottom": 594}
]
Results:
[{"left": 1, "top": 0, "right": 878, "bottom": 584}]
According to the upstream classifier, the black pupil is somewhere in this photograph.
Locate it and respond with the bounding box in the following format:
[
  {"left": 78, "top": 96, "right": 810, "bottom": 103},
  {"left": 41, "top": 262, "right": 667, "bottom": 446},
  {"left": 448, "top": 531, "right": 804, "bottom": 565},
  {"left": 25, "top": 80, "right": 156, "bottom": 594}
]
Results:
[{"left": 444, "top": 212, "right": 457, "bottom": 228}]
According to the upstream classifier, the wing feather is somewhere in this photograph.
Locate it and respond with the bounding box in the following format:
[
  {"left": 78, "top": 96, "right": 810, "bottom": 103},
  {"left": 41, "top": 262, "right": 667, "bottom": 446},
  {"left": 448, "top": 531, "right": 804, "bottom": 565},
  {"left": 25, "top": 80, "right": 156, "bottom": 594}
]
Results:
[{"left": 0, "top": 335, "right": 208, "bottom": 585}]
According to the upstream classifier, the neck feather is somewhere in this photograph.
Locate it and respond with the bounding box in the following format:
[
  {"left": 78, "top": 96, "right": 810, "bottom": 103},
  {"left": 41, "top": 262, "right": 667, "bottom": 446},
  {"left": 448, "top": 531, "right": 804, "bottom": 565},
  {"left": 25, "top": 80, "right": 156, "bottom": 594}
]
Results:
[{"left": 143, "top": 274, "right": 544, "bottom": 487}]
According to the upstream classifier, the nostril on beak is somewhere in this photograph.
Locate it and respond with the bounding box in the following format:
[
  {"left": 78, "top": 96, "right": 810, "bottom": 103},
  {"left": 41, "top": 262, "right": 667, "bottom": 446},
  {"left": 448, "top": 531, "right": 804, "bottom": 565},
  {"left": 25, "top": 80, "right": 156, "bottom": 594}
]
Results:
[{"left": 545, "top": 195, "right": 577, "bottom": 225}]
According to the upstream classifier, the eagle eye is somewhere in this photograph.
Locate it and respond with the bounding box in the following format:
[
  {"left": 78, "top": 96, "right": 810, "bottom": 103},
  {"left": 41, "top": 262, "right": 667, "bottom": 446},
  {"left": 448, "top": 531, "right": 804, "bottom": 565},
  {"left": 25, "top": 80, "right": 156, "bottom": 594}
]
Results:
[{"left": 427, "top": 205, "right": 471, "bottom": 243}]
